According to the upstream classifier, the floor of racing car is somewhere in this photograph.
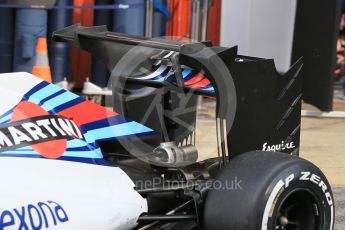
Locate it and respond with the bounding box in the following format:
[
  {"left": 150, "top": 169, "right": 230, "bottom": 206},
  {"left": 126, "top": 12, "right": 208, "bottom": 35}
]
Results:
[{"left": 196, "top": 99, "right": 345, "bottom": 229}]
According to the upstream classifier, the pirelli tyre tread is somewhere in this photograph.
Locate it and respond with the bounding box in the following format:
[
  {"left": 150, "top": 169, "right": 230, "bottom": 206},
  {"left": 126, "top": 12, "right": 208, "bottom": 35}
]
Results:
[{"left": 203, "top": 151, "right": 334, "bottom": 230}]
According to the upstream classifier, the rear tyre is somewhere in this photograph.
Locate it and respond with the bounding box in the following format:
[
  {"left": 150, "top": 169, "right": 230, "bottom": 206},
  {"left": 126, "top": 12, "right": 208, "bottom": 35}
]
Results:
[{"left": 203, "top": 151, "right": 334, "bottom": 230}]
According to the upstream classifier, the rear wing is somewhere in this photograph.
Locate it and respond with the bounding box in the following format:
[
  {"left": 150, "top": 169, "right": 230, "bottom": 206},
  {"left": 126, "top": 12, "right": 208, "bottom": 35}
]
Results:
[
  {"left": 53, "top": 24, "right": 303, "bottom": 159},
  {"left": 53, "top": 24, "right": 236, "bottom": 118}
]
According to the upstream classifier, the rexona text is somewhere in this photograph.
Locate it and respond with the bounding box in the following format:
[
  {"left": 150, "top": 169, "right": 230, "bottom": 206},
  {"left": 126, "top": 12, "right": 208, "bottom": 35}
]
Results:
[{"left": 0, "top": 200, "right": 69, "bottom": 229}]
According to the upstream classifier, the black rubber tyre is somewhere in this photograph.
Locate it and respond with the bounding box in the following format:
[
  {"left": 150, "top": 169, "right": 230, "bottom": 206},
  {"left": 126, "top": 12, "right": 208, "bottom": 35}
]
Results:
[{"left": 203, "top": 151, "right": 334, "bottom": 230}]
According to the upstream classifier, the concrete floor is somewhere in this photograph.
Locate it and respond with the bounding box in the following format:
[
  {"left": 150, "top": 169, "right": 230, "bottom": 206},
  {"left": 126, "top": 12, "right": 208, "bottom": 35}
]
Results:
[
  {"left": 300, "top": 117, "right": 345, "bottom": 186},
  {"left": 300, "top": 116, "right": 345, "bottom": 230},
  {"left": 195, "top": 100, "right": 345, "bottom": 228}
]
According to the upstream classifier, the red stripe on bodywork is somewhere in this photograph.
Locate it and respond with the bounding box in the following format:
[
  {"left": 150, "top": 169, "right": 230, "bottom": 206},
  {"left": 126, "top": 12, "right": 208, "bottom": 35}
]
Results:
[
  {"left": 190, "top": 78, "right": 211, "bottom": 89},
  {"left": 185, "top": 73, "right": 205, "bottom": 86},
  {"left": 58, "top": 100, "right": 118, "bottom": 126}
]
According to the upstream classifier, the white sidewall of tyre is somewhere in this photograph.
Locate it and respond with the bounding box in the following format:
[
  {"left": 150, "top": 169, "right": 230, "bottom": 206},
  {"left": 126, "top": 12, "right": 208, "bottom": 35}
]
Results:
[{"left": 261, "top": 172, "right": 334, "bottom": 230}]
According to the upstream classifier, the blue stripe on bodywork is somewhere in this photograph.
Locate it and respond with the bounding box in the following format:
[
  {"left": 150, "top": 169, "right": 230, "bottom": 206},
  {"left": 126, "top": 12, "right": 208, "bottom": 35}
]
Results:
[
  {"left": 67, "top": 139, "right": 98, "bottom": 149},
  {"left": 151, "top": 66, "right": 171, "bottom": 81},
  {"left": 63, "top": 149, "right": 103, "bottom": 158},
  {"left": 0, "top": 154, "right": 113, "bottom": 166},
  {"left": 22, "top": 81, "right": 49, "bottom": 100},
  {"left": 39, "top": 89, "right": 65, "bottom": 106},
  {"left": 0, "top": 113, "right": 12, "bottom": 124},
  {"left": 0, "top": 109, "right": 14, "bottom": 120},
  {"left": 27, "top": 84, "right": 63, "bottom": 105},
  {"left": 10, "top": 146, "right": 33, "bottom": 151},
  {"left": 48, "top": 97, "right": 85, "bottom": 114},
  {"left": 42, "top": 91, "right": 79, "bottom": 111},
  {"left": 83, "top": 121, "right": 154, "bottom": 142},
  {"left": 3, "top": 147, "right": 103, "bottom": 159},
  {"left": 183, "top": 69, "right": 192, "bottom": 75},
  {"left": 12, "top": 140, "right": 101, "bottom": 154}
]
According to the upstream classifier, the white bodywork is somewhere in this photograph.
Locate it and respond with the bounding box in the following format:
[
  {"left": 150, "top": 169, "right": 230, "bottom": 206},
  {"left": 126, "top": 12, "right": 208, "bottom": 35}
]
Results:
[
  {"left": 0, "top": 157, "right": 147, "bottom": 230},
  {"left": 0, "top": 73, "right": 148, "bottom": 229}
]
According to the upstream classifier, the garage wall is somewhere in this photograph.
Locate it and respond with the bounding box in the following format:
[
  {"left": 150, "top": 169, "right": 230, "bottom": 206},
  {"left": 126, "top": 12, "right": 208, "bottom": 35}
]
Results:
[{"left": 220, "top": 0, "right": 297, "bottom": 72}]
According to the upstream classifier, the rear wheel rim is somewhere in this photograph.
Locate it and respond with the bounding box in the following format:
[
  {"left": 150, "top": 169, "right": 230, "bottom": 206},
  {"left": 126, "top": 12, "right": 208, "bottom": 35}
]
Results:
[{"left": 274, "top": 189, "right": 322, "bottom": 230}]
